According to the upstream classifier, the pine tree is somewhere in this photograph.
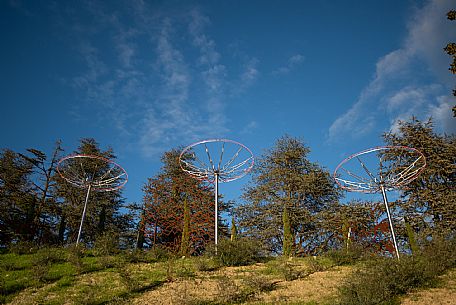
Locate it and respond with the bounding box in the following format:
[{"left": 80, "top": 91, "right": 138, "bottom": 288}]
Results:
[
  {"left": 19, "top": 141, "right": 63, "bottom": 245},
  {"left": 142, "top": 148, "right": 220, "bottom": 254},
  {"left": 180, "top": 197, "right": 190, "bottom": 256},
  {"left": 230, "top": 215, "right": 237, "bottom": 242},
  {"left": 0, "top": 149, "right": 34, "bottom": 245},
  {"left": 239, "top": 135, "right": 340, "bottom": 256},
  {"left": 54, "top": 138, "right": 125, "bottom": 245},
  {"left": 443, "top": 10, "right": 456, "bottom": 115},
  {"left": 383, "top": 118, "right": 456, "bottom": 237}
]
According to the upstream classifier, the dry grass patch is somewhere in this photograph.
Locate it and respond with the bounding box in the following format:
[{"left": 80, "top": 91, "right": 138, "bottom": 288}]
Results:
[
  {"left": 248, "top": 266, "right": 353, "bottom": 304},
  {"left": 131, "top": 260, "right": 353, "bottom": 305}
]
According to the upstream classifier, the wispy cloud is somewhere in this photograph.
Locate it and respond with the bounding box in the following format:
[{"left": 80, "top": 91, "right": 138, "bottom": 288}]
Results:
[
  {"left": 272, "top": 54, "right": 304, "bottom": 75},
  {"left": 328, "top": 0, "right": 455, "bottom": 142},
  {"left": 59, "top": 3, "right": 258, "bottom": 157},
  {"left": 240, "top": 121, "right": 259, "bottom": 135}
]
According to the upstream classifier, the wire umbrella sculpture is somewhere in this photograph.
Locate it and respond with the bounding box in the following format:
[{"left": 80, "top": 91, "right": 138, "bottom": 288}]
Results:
[
  {"left": 179, "top": 139, "right": 254, "bottom": 248},
  {"left": 57, "top": 154, "right": 128, "bottom": 245},
  {"left": 334, "top": 146, "right": 426, "bottom": 259}
]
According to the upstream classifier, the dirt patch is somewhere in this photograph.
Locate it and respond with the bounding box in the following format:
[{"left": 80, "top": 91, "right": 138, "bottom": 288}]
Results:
[{"left": 401, "top": 269, "right": 456, "bottom": 305}]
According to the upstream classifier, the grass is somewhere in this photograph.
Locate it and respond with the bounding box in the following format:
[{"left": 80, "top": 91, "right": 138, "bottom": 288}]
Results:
[
  {"left": 0, "top": 247, "right": 173, "bottom": 304},
  {"left": 1, "top": 240, "right": 455, "bottom": 305}
]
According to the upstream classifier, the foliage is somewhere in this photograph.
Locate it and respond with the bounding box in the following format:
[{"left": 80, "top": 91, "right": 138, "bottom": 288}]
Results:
[
  {"left": 282, "top": 205, "right": 293, "bottom": 256},
  {"left": 338, "top": 237, "right": 456, "bottom": 305},
  {"left": 54, "top": 138, "right": 127, "bottom": 246},
  {"left": 238, "top": 135, "right": 341, "bottom": 256},
  {"left": 326, "top": 243, "right": 369, "bottom": 266},
  {"left": 142, "top": 148, "right": 223, "bottom": 255},
  {"left": 180, "top": 197, "right": 191, "bottom": 256},
  {"left": 230, "top": 214, "right": 237, "bottom": 241},
  {"left": 383, "top": 118, "right": 456, "bottom": 238},
  {"left": 215, "top": 238, "right": 264, "bottom": 266},
  {"left": 0, "top": 138, "right": 132, "bottom": 250},
  {"left": 444, "top": 9, "right": 456, "bottom": 115}
]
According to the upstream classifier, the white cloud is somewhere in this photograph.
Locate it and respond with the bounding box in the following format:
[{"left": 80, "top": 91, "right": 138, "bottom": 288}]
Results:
[
  {"left": 57, "top": 3, "right": 260, "bottom": 157},
  {"left": 328, "top": 0, "right": 456, "bottom": 142},
  {"left": 272, "top": 54, "right": 304, "bottom": 75},
  {"left": 241, "top": 58, "right": 259, "bottom": 86},
  {"left": 240, "top": 121, "right": 259, "bottom": 134},
  {"left": 428, "top": 96, "right": 456, "bottom": 134}
]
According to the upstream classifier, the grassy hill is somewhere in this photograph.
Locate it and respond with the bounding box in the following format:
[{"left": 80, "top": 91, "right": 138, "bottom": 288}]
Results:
[{"left": 1, "top": 241, "right": 455, "bottom": 305}]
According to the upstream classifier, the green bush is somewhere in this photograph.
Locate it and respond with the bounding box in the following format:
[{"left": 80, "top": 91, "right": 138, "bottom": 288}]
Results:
[
  {"left": 8, "top": 241, "right": 38, "bottom": 255},
  {"left": 326, "top": 244, "right": 367, "bottom": 266},
  {"left": 124, "top": 246, "right": 172, "bottom": 263},
  {"left": 215, "top": 238, "right": 264, "bottom": 267},
  {"left": 338, "top": 237, "right": 456, "bottom": 305},
  {"left": 193, "top": 256, "right": 220, "bottom": 272},
  {"left": 93, "top": 232, "right": 120, "bottom": 256}
]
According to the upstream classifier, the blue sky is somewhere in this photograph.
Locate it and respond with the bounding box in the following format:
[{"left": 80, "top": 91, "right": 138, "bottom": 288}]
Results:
[{"left": 1, "top": 0, "right": 455, "bottom": 208}]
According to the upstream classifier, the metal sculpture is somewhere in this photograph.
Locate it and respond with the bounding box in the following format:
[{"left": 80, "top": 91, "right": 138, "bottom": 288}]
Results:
[
  {"left": 179, "top": 139, "right": 254, "bottom": 247},
  {"left": 57, "top": 154, "right": 128, "bottom": 245},
  {"left": 334, "top": 146, "right": 426, "bottom": 259}
]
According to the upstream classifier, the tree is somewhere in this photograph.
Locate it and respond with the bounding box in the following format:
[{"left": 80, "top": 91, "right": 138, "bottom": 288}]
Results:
[
  {"left": 142, "top": 148, "right": 221, "bottom": 254},
  {"left": 19, "top": 141, "right": 63, "bottom": 244},
  {"left": 0, "top": 149, "right": 34, "bottom": 245},
  {"left": 238, "top": 135, "right": 340, "bottom": 256},
  {"left": 54, "top": 138, "right": 126, "bottom": 245},
  {"left": 383, "top": 118, "right": 456, "bottom": 238},
  {"left": 443, "top": 10, "right": 456, "bottom": 116}
]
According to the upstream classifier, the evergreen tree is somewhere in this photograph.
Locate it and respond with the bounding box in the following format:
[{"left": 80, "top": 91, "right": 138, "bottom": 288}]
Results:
[
  {"left": 19, "top": 141, "right": 63, "bottom": 245},
  {"left": 230, "top": 214, "right": 237, "bottom": 242},
  {"left": 142, "top": 148, "right": 221, "bottom": 254},
  {"left": 238, "top": 135, "right": 340, "bottom": 256},
  {"left": 383, "top": 118, "right": 456, "bottom": 237},
  {"left": 54, "top": 138, "right": 125, "bottom": 245},
  {"left": 444, "top": 9, "right": 456, "bottom": 116},
  {"left": 0, "top": 149, "right": 34, "bottom": 245}
]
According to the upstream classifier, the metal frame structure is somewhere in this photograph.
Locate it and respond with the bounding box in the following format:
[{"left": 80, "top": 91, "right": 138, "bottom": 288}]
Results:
[
  {"left": 57, "top": 154, "right": 128, "bottom": 245},
  {"left": 334, "top": 146, "right": 426, "bottom": 259},
  {"left": 179, "top": 139, "right": 254, "bottom": 248}
]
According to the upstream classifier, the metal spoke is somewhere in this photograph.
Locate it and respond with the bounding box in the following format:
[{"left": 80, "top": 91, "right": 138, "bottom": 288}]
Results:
[
  {"left": 221, "top": 146, "right": 243, "bottom": 171},
  {"left": 204, "top": 144, "right": 216, "bottom": 171},
  {"left": 356, "top": 156, "right": 377, "bottom": 183}
]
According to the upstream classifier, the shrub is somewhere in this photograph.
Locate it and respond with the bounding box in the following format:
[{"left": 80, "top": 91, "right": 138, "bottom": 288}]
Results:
[
  {"left": 242, "top": 274, "right": 277, "bottom": 294},
  {"left": 92, "top": 232, "right": 120, "bottom": 256},
  {"left": 338, "top": 237, "right": 456, "bottom": 305},
  {"left": 193, "top": 256, "right": 220, "bottom": 272},
  {"left": 215, "top": 238, "right": 264, "bottom": 267},
  {"left": 326, "top": 243, "right": 367, "bottom": 266},
  {"left": 8, "top": 241, "right": 38, "bottom": 255}
]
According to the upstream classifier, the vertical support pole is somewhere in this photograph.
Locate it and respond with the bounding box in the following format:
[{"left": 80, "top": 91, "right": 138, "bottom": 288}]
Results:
[
  {"left": 381, "top": 185, "right": 400, "bottom": 260},
  {"left": 214, "top": 173, "right": 219, "bottom": 253},
  {"left": 76, "top": 184, "right": 91, "bottom": 246}
]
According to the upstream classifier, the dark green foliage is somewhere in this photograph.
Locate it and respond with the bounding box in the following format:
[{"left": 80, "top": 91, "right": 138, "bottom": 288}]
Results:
[
  {"left": 180, "top": 197, "right": 190, "bottom": 256},
  {"left": 215, "top": 238, "right": 264, "bottom": 266},
  {"left": 326, "top": 243, "right": 369, "bottom": 266},
  {"left": 338, "top": 238, "right": 456, "bottom": 305},
  {"left": 93, "top": 231, "right": 121, "bottom": 256},
  {"left": 383, "top": 119, "right": 456, "bottom": 238},
  {"left": 445, "top": 9, "right": 456, "bottom": 114},
  {"left": 282, "top": 205, "right": 293, "bottom": 257},
  {"left": 230, "top": 214, "right": 237, "bottom": 241},
  {"left": 239, "top": 135, "right": 340, "bottom": 256},
  {"left": 142, "top": 148, "right": 219, "bottom": 255}
]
